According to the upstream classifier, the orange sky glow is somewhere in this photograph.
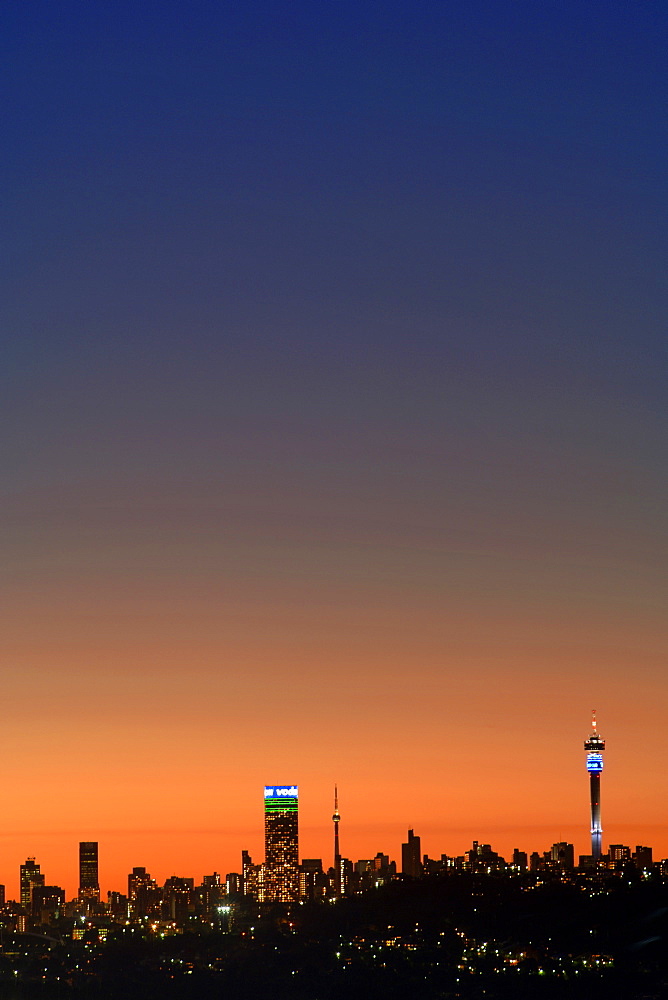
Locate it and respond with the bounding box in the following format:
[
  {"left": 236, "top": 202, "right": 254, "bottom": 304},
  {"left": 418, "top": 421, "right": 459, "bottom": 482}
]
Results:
[{"left": 2, "top": 0, "right": 666, "bottom": 907}]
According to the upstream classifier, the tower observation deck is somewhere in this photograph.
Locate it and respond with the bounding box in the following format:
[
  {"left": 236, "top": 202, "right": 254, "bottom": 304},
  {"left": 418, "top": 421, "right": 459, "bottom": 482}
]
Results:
[{"left": 584, "top": 711, "right": 605, "bottom": 860}]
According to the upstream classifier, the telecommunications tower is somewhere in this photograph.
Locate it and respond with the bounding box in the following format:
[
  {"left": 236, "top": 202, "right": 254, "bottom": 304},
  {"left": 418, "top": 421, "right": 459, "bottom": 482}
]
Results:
[
  {"left": 584, "top": 710, "right": 605, "bottom": 859},
  {"left": 332, "top": 785, "right": 341, "bottom": 891}
]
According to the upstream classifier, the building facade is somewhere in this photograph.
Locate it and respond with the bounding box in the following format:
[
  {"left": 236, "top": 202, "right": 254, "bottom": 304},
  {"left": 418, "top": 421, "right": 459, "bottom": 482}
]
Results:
[
  {"left": 262, "top": 785, "right": 299, "bottom": 902},
  {"left": 79, "top": 841, "right": 100, "bottom": 902},
  {"left": 20, "top": 858, "right": 43, "bottom": 910}
]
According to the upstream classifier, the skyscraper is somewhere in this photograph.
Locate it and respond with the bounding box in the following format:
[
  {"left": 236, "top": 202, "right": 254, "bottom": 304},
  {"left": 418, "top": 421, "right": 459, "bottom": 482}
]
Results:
[
  {"left": 402, "top": 829, "right": 423, "bottom": 877},
  {"left": 79, "top": 842, "right": 100, "bottom": 902},
  {"left": 584, "top": 710, "right": 605, "bottom": 860},
  {"left": 20, "top": 857, "right": 43, "bottom": 910},
  {"left": 262, "top": 785, "right": 299, "bottom": 902}
]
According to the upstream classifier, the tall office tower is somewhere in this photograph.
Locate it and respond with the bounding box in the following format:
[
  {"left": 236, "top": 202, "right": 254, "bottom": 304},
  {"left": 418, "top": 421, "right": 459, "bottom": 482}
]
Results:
[
  {"left": 263, "top": 785, "right": 299, "bottom": 902},
  {"left": 401, "top": 829, "right": 423, "bottom": 877},
  {"left": 584, "top": 710, "right": 606, "bottom": 860},
  {"left": 20, "top": 858, "right": 44, "bottom": 910},
  {"left": 79, "top": 842, "right": 100, "bottom": 902},
  {"left": 332, "top": 785, "right": 341, "bottom": 890}
]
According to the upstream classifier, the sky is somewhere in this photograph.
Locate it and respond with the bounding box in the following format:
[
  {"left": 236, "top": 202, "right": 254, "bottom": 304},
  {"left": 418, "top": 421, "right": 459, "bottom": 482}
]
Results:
[{"left": 1, "top": 0, "right": 666, "bottom": 898}]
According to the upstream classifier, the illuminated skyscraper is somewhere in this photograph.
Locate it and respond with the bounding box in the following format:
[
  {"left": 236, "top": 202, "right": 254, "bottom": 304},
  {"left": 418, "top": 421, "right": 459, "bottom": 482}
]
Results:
[
  {"left": 584, "top": 710, "right": 605, "bottom": 860},
  {"left": 20, "top": 857, "right": 44, "bottom": 910},
  {"left": 262, "top": 785, "right": 299, "bottom": 902},
  {"left": 79, "top": 842, "right": 100, "bottom": 902}
]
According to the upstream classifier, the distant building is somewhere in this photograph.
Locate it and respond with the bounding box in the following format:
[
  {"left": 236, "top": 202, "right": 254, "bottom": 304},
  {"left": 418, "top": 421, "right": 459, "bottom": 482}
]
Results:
[
  {"left": 633, "top": 845, "right": 653, "bottom": 868},
  {"left": 262, "top": 785, "right": 299, "bottom": 902},
  {"left": 20, "top": 858, "right": 44, "bottom": 910},
  {"left": 225, "top": 872, "right": 241, "bottom": 896},
  {"left": 128, "top": 867, "right": 160, "bottom": 919},
  {"left": 373, "top": 852, "right": 395, "bottom": 883},
  {"left": 32, "top": 885, "right": 65, "bottom": 922},
  {"left": 299, "top": 859, "right": 326, "bottom": 901},
  {"left": 242, "top": 850, "right": 260, "bottom": 897},
  {"left": 402, "top": 829, "right": 422, "bottom": 877},
  {"left": 550, "top": 842, "right": 575, "bottom": 869},
  {"left": 467, "top": 841, "right": 505, "bottom": 871},
  {"left": 609, "top": 844, "right": 631, "bottom": 865},
  {"left": 195, "top": 873, "right": 225, "bottom": 914},
  {"left": 79, "top": 841, "right": 100, "bottom": 903},
  {"left": 107, "top": 891, "right": 127, "bottom": 919},
  {"left": 512, "top": 849, "right": 528, "bottom": 871},
  {"left": 164, "top": 876, "right": 194, "bottom": 921},
  {"left": 128, "top": 866, "right": 151, "bottom": 901}
]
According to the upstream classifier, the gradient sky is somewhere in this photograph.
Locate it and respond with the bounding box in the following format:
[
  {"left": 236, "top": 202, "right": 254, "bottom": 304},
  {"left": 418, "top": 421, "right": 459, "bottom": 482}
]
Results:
[{"left": 2, "top": 0, "right": 666, "bottom": 898}]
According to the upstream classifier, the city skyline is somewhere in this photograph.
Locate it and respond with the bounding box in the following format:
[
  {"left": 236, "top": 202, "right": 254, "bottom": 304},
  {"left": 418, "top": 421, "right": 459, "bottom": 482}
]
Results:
[
  {"left": 2, "top": 1, "right": 666, "bottom": 907},
  {"left": 1, "top": 721, "right": 665, "bottom": 901}
]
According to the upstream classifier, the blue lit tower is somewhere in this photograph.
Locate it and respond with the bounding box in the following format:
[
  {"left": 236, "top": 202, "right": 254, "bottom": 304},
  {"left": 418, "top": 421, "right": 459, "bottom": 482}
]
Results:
[{"left": 584, "top": 710, "right": 605, "bottom": 859}]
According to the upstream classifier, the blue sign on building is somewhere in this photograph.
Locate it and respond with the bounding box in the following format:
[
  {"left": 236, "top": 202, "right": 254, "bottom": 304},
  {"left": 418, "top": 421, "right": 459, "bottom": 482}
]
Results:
[{"left": 264, "top": 786, "right": 299, "bottom": 799}]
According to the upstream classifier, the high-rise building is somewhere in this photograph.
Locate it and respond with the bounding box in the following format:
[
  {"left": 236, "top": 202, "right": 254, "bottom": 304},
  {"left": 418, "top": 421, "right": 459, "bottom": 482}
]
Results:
[
  {"left": 128, "top": 866, "right": 160, "bottom": 918},
  {"left": 20, "top": 858, "right": 44, "bottom": 910},
  {"left": 584, "top": 710, "right": 605, "bottom": 860},
  {"left": 164, "top": 876, "right": 194, "bottom": 921},
  {"left": 128, "top": 866, "right": 151, "bottom": 901},
  {"left": 299, "top": 858, "right": 325, "bottom": 901},
  {"left": 550, "top": 842, "right": 575, "bottom": 869},
  {"left": 79, "top": 842, "right": 100, "bottom": 902},
  {"left": 262, "top": 785, "right": 299, "bottom": 902},
  {"left": 401, "top": 829, "right": 422, "bottom": 877},
  {"left": 225, "top": 872, "right": 241, "bottom": 896},
  {"left": 633, "top": 845, "right": 653, "bottom": 869}
]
